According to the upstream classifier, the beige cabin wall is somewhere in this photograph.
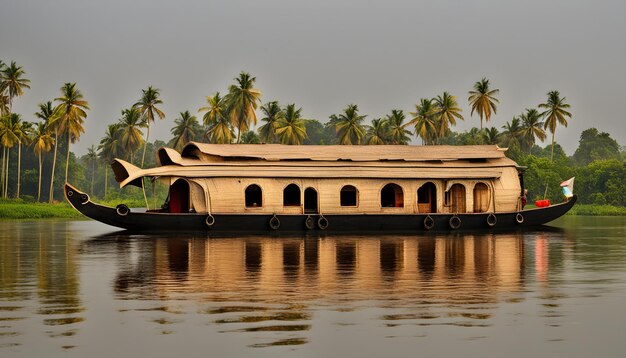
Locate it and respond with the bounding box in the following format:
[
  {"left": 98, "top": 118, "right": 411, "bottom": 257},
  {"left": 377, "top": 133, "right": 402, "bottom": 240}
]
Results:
[{"left": 194, "top": 173, "right": 521, "bottom": 215}]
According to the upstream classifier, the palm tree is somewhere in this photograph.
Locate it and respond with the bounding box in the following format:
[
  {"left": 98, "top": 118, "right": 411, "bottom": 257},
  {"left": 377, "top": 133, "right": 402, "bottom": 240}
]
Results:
[
  {"left": 31, "top": 121, "right": 53, "bottom": 202},
  {"left": 539, "top": 91, "right": 572, "bottom": 161},
  {"left": 133, "top": 86, "right": 165, "bottom": 167},
  {"left": 332, "top": 104, "right": 367, "bottom": 145},
  {"left": 199, "top": 92, "right": 234, "bottom": 144},
  {"left": 98, "top": 124, "right": 121, "bottom": 197},
  {"left": 408, "top": 98, "right": 437, "bottom": 145},
  {"left": 433, "top": 92, "right": 464, "bottom": 143},
  {"left": 385, "top": 109, "right": 411, "bottom": 145},
  {"left": 518, "top": 108, "right": 546, "bottom": 154},
  {"left": 0, "top": 61, "right": 31, "bottom": 112},
  {"left": 365, "top": 118, "right": 388, "bottom": 145},
  {"left": 86, "top": 145, "right": 98, "bottom": 194},
  {"left": 0, "top": 114, "right": 19, "bottom": 198},
  {"left": 482, "top": 127, "right": 501, "bottom": 145},
  {"left": 501, "top": 117, "right": 522, "bottom": 148},
  {"left": 35, "top": 102, "right": 59, "bottom": 203},
  {"left": 468, "top": 78, "right": 499, "bottom": 130},
  {"left": 225, "top": 72, "right": 262, "bottom": 143},
  {"left": 116, "top": 107, "right": 144, "bottom": 163},
  {"left": 275, "top": 104, "right": 307, "bottom": 145},
  {"left": 51, "top": 83, "right": 90, "bottom": 183},
  {"left": 169, "top": 111, "right": 200, "bottom": 151},
  {"left": 258, "top": 101, "right": 284, "bottom": 143},
  {"left": 14, "top": 118, "right": 32, "bottom": 199}
]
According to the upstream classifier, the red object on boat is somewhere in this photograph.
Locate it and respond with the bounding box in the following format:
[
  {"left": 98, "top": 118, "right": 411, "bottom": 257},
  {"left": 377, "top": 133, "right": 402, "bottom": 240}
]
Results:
[{"left": 535, "top": 199, "right": 551, "bottom": 207}]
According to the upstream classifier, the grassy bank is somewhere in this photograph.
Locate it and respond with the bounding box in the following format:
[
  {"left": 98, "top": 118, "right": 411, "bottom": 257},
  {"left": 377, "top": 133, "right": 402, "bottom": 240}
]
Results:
[
  {"left": 0, "top": 202, "right": 83, "bottom": 219},
  {"left": 566, "top": 204, "right": 626, "bottom": 216}
]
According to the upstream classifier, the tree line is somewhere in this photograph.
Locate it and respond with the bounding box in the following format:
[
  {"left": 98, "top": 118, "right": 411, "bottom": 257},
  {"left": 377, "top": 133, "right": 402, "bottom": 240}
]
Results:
[{"left": 1, "top": 59, "right": 624, "bottom": 206}]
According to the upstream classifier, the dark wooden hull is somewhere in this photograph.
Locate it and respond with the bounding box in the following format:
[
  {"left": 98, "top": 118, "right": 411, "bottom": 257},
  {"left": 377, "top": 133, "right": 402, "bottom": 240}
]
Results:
[{"left": 65, "top": 183, "right": 576, "bottom": 233}]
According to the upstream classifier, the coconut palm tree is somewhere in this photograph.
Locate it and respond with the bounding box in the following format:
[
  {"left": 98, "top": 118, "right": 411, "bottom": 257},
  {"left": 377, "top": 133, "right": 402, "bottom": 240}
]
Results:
[
  {"left": 501, "top": 117, "right": 522, "bottom": 148},
  {"left": 199, "top": 92, "right": 234, "bottom": 144},
  {"left": 0, "top": 61, "right": 31, "bottom": 112},
  {"left": 116, "top": 107, "right": 144, "bottom": 164},
  {"left": 258, "top": 101, "right": 284, "bottom": 143},
  {"left": 31, "top": 121, "right": 53, "bottom": 202},
  {"left": 407, "top": 98, "right": 437, "bottom": 145},
  {"left": 0, "top": 94, "right": 9, "bottom": 116},
  {"left": 468, "top": 78, "right": 499, "bottom": 130},
  {"left": 98, "top": 123, "right": 121, "bottom": 197},
  {"left": 385, "top": 109, "right": 411, "bottom": 145},
  {"left": 86, "top": 145, "right": 98, "bottom": 194},
  {"left": 133, "top": 86, "right": 165, "bottom": 167},
  {"left": 539, "top": 91, "right": 572, "bottom": 161},
  {"left": 225, "top": 72, "right": 262, "bottom": 143},
  {"left": 35, "top": 102, "right": 59, "bottom": 203},
  {"left": 0, "top": 114, "right": 19, "bottom": 198},
  {"left": 14, "top": 118, "right": 32, "bottom": 199},
  {"left": 275, "top": 104, "right": 307, "bottom": 145},
  {"left": 365, "top": 118, "right": 388, "bottom": 145},
  {"left": 518, "top": 108, "right": 546, "bottom": 154},
  {"left": 51, "top": 83, "right": 90, "bottom": 183},
  {"left": 169, "top": 111, "right": 200, "bottom": 151},
  {"left": 482, "top": 127, "right": 501, "bottom": 145},
  {"left": 332, "top": 104, "right": 367, "bottom": 145},
  {"left": 433, "top": 92, "right": 464, "bottom": 143}
]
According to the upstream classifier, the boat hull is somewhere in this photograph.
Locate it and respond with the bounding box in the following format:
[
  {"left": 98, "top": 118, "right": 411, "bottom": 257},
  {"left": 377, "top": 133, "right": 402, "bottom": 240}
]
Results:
[{"left": 65, "top": 183, "right": 576, "bottom": 233}]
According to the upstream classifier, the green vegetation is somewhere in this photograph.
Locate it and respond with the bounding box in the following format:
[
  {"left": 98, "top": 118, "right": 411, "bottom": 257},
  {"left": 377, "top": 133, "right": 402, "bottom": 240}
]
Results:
[
  {"left": 567, "top": 205, "right": 626, "bottom": 216},
  {"left": 0, "top": 200, "right": 82, "bottom": 219},
  {"left": 0, "top": 59, "right": 624, "bottom": 218}
]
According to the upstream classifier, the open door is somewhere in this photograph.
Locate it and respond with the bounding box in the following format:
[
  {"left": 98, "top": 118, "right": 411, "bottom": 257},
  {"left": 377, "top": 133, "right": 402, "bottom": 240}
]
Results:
[
  {"left": 417, "top": 182, "right": 437, "bottom": 213},
  {"left": 304, "top": 188, "right": 318, "bottom": 214},
  {"left": 169, "top": 179, "right": 190, "bottom": 213}
]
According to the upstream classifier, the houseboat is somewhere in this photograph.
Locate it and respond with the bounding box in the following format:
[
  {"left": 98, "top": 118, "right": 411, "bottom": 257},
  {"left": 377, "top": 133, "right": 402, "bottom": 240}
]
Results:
[{"left": 64, "top": 143, "right": 576, "bottom": 232}]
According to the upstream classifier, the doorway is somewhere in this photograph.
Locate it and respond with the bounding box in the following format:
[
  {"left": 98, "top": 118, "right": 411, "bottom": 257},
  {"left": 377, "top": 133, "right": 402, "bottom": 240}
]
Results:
[{"left": 304, "top": 188, "right": 318, "bottom": 214}]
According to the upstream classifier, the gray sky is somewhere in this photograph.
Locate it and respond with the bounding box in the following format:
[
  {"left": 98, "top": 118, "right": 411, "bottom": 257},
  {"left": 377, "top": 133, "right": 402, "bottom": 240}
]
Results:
[{"left": 2, "top": 0, "right": 625, "bottom": 155}]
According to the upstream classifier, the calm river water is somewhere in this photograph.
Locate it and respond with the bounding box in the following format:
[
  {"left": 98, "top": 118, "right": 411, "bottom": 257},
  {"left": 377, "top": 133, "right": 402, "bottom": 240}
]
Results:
[{"left": 1, "top": 217, "right": 625, "bottom": 357}]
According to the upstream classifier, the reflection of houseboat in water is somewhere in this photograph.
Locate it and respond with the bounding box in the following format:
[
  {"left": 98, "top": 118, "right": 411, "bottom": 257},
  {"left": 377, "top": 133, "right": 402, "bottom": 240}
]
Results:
[
  {"left": 65, "top": 143, "right": 576, "bottom": 232},
  {"left": 109, "top": 235, "right": 528, "bottom": 301}
]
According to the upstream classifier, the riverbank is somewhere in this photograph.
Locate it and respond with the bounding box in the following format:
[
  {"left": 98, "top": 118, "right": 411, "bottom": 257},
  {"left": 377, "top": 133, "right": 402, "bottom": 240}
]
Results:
[{"left": 1, "top": 201, "right": 625, "bottom": 220}]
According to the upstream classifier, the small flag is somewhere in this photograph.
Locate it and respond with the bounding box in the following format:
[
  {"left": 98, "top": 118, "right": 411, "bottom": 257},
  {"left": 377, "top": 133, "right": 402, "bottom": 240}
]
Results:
[{"left": 560, "top": 177, "right": 575, "bottom": 198}]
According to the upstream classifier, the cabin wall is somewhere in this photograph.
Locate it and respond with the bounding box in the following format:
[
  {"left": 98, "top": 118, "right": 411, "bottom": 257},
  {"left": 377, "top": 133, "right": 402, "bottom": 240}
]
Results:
[{"left": 195, "top": 171, "right": 521, "bottom": 215}]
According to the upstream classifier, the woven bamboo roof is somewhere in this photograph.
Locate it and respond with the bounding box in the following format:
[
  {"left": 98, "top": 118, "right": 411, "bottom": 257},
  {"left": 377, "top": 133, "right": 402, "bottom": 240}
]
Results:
[{"left": 176, "top": 143, "right": 506, "bottom": 163}]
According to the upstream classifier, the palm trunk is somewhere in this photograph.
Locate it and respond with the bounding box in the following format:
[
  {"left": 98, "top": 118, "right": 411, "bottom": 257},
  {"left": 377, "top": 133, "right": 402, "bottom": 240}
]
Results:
[
  {"left": 141, "top": 121, "right": 150, "bottom": 168},
  {"left": 1, "top": 147, "right": 5, "bottom": 197},
  {"left": 104, "top": 167, "right": 108, "bottom": 197},
  {"left": 37, "top": 154, "right": 42, "bottom": 202},
  {"left": 49, "top": 129, "right": 58, "bottom": 203},
  {"left": 16, "top": 141, "right": 21, "bottom": 199},
  {"left": 91, "top": 159, "right": 95, "bottom": 194},
  {"left": 65, "top": 131, "right": 71, "bottom": 183},
  {"left": 4, "top": 147, "right": 10, "bottom": 198},
  {"left": 550, "top": 132, "right": 555, "bottom": 162}
]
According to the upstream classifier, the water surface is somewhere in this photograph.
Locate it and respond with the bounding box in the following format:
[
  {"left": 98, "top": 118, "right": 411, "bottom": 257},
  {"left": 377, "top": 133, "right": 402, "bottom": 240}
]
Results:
[{"left": 1, "top": 217, "right": 625, "bottom": 357}]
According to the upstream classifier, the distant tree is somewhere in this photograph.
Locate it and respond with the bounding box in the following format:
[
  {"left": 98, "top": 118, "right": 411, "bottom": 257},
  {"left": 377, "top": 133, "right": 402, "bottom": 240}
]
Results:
[
  {"left": 468, "top": 77, "right": 499, "bottom": 130},
  {"left": 31, "top": 121, "right": 53, "bottom": 202},
  {"left": 302, "top": 119, "right": 329, "bottom": 145},
  {"left": 539, "top": 90, "right": 572, "bottom": 162},
  {"left": 276, "top": 104, "right": 307, "bottom": 145},
  {"left": 385, "top": 109, "right": 411, "bottom": 145},
  {"left": 199, "top": 92, "right": 233, "bottom": 144},
  {"left": 482, "top": 127, "right": 501, "bottom": 145},
  {"left": 258, "top": 101, "right": 284, "bottom": 143},
  {"left": 240, "top": 130, "right": 261, "bottom": 144},
  {"left": 572, "top": 128, "right": 621, "bottom": 165},
  {"left": 169, "top": 111, "right": 201, "bottom": 151},
  {"left": 501, "top": 117, "right": 522, "bottom": 148},
  {"left": 225, "top": 72, "right": 262, "bottom": 143},
  {"left": 85, "top": 145, "right": 98, "bottom": 194},
  {"left": 408, "top": 98, "right": 437, "bottom": 145},
  {"left": 433, "top": 92, "right": 464, "bottom": 143},
  {"left": 332, "top": 104, "right": 366, "bottom": 145},
  {"left": 365, "top": 118, "right": 388, "bottom": 145},
  {"left": 133, "top": 86, "right": 165, "bottom": 167},
  {"left": 116, "top": 107, "right": 144, "bottom": 164},
  {"left": 98, "top": 123, "right": 121, "bottom": 196},
  {"left": 518, "top": 108, "right": 546, "bottom": 154},
  {"left": 0, "top": 61, "right": 31, "bottom": 113},
  {"left": 0, "top": 114, "right": 19, "bottom": 197}
]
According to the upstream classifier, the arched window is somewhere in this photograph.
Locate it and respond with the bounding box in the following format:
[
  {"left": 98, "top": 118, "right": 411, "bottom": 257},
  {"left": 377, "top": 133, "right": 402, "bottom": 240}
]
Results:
[
  {"left": 417, "top": 182, "right": 437, "bottom": 213},
  {"left": 445, "top": 183, "right": 466, "bottom": 213},
  {"left": 340, "top": 185, "right": 358, "bottom": 206},
  {"left": 245, "top": 184, "right": 262, "bottom": 208},
  {"left": 381, "top": 183, "right": 404, "bottom": 208},
  {"left": 283, "top": 183, "right": 301, "bottom": 206},
  {"left": 473, "top": 182, "right": 489, "bottom": 213}
]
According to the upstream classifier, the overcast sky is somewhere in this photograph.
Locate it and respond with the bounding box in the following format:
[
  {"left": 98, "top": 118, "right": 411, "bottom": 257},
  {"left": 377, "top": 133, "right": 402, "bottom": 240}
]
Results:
[{"left": 2, "top": 0, "right": 625, "bottom": 155}]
